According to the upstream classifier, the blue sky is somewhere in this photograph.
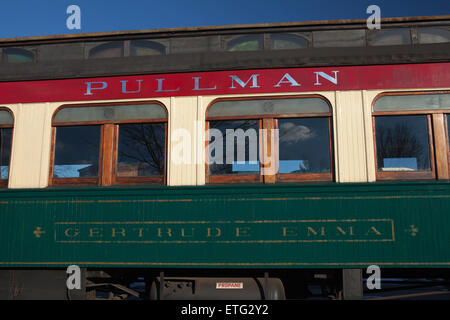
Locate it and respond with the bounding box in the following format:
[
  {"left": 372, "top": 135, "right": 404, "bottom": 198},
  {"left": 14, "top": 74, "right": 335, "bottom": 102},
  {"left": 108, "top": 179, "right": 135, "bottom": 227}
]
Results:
[{"left": 0, "top": 0, "right": 449, "bottom": 38}]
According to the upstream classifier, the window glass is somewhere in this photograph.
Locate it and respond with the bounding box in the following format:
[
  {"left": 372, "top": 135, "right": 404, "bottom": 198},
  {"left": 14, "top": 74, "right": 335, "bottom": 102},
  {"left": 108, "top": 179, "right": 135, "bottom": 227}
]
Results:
[
  {"left": 418, "top": 27, "right": 450, "bottom": 44},
  {"left": 271, "top": 34, "right": 308, "bottom": 50},
  {"left": 374, "top": 94, "right": 450, "bottom": 112},
  {"left": 0, "top": 110, "right": 13, "bottom": 125},
  {"left": 89, "top": 42, "right": 123, "bottom": 58},
  {"left": 227, "top": 35, "right": 262, "bottom": 51},
  {"left": 208, "top": 120, "right": 260, "bottom": 175},
  {"left": 278, "top": 118, "right": 331, "bottom": 174},
  {"left": 117, "top": 123, "right": 166, "bottom": 177},
  {"left": 130, "top": 40, "right": 165, "bottom": 56},
  {"left": 53, "top": 126, "right": 101, "bottom": 178},
  {"left": 447, "top": 115, "right": 450, "bottom": 149},
  {"left": 0, "top": 128, "right": 12, "bottom": 180},
  {"left": 313, "top": 30, "right": 366, "bottom": 47},
  {"left": 369, "top": 29, "right": 411, "bottom": 46},
  {"left": 2, "top": 48, "right": 34, "bottom": 63},
  {"left": 54, "top": 104, "right": 166, "bottom": 123},
  {"left": 375, "top": 115, "right": 431, "bottom": 172},
  {"left": 208, "top": 98, "right": 330, "bottom": 118}
]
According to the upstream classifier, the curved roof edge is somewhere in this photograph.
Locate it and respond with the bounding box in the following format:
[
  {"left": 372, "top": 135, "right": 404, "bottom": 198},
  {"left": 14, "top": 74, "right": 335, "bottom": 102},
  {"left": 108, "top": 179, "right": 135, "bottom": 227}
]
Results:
[{"left": 1, "top": 15, "right": 450, "bottom": 44}]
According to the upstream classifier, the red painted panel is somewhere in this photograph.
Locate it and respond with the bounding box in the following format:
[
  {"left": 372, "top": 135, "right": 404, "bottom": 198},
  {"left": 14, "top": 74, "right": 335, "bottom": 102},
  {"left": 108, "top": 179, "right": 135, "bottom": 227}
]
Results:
[{"left": 0, "top": 63, "right": 449, "bottom": 104}]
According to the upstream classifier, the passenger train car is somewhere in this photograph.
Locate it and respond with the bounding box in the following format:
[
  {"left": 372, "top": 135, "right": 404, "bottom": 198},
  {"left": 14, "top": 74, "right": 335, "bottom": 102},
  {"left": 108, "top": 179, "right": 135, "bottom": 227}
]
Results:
[{"left": 0, "top": 15, "right": 449, "bottom": 300}]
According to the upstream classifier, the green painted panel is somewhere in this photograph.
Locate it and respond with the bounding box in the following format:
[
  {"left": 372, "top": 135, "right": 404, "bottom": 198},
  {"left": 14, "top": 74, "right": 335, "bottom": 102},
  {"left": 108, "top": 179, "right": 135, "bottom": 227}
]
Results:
[{"left": 0, "top": 182, "right": 449, "bottom": 269}]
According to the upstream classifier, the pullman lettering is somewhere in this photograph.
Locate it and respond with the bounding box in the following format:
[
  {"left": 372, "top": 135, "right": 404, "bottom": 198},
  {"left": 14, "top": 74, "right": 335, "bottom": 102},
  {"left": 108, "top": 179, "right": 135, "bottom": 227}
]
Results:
[{"left": 84, "top": 71, "right": 339, "bottom": 96}]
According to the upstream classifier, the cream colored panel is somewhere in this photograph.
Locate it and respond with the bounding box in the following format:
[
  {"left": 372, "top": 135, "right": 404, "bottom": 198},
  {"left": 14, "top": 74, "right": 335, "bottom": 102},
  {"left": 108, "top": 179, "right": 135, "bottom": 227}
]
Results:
[
  {"left": 335, "top": 91, "right": 367, "bottom": 182},
  {"left": 9, "top": 103, "right": 51, "bottom": 188},
  {"left": 196, "top": 96, "right": 206, "bottom": 185},
  {"left": 362, "top": 90, "right": 377, "bottom": 182},
  {"left": 38, "top": 103, "right": 55, "bottom": 187},
  {"left": 167, "top": 96, "right": 199, "bottom": 186}
]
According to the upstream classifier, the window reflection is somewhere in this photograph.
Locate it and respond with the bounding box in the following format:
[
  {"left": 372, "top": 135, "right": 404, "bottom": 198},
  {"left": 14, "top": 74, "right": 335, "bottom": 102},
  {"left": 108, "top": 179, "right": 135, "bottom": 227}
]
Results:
[
  {"left": 227, "top": 35, "right": 262, "bottom": 51},
  {"left": 447, "top": 115, "right": 450, "bottom": 149},
  {"left": 53, "top": 126, "right": 101, "bottom": 178},
  {"left": 0, "top": 128, "right": 12, "bottom": 179},
  {"left": 208, "top": 120, "right": 260, "bottom": 175},
  {"left": 2, "top": 48, "right": 34, "bottom": 63},
  {"left": 130, "top": 40, "right": 165, "bottom": 56},
  {"left": 369, "top": 29, "right": 411, "bottom": 46},
  {"left": 278, "top": 118, "right": 331, "bottom": 174},
  {"left": 418, "top": 27, "right": 450, "bottom": 44},
  {"left": 375, "top": 115, "right": 431, "bottom": 172},
  {"left": 89, "top": 42, "right": 124, "bottom": 58},
  {"left": 117, "top": 123, "right": 166, "bottom": 177},
  {"left": 271, "top": 34, "right": 308, "bottom": 50}
]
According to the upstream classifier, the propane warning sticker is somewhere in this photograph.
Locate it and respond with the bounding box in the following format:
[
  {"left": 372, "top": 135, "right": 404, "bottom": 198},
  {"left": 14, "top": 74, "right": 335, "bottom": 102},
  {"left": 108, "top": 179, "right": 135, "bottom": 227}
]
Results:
[{"left": 216, "top": 282, "right": 244, "bottom": 289}]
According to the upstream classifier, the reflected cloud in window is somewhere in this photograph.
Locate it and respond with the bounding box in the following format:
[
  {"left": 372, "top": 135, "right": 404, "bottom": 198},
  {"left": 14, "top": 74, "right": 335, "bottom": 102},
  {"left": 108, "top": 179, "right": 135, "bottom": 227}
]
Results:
[{"left": 278, "top": 118, "right": 331, "bottom": 174}]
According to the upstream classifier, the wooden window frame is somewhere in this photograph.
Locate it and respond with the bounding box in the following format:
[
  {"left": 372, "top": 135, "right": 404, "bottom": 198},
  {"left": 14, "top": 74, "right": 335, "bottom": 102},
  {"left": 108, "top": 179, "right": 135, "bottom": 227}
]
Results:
[
  {"left": 206, "top": 118, "right": 263, "bottom": 185},
  {"left": 112, "top": 121, "right": 167, "bottom": 186},
  {"left": 372, "top": 91, "right": 450, "bottom": 181},
  {"left": 276, "top": 116, "right": 334, "bottom": 183},
  {"left": 205, "top": 95, "right": 334, "bottom": 184},
  {"left": 49, "top": 101, "right": 168, "bottom": 187},
  {"left": 446, "top": 114, "right": 450, "bottom": 178},
  {"left": 0, "top": 108, "right": 14, "bottom": 188},
  {"left": 49, "top": 125, "right": 102, "bottom": 186}
]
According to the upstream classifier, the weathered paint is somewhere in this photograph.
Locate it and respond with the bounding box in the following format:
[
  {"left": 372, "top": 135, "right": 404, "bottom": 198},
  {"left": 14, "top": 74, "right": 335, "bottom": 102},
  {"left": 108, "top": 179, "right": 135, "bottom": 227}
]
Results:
[
  {"left": 0, "top": 182, "right": 449, "bottom": 268},
  {"left": 0, "top": 63, "right": 450, "bottom": 104},
  {"left": 4, "top": 87, "right": 450, "bottom": 189}
]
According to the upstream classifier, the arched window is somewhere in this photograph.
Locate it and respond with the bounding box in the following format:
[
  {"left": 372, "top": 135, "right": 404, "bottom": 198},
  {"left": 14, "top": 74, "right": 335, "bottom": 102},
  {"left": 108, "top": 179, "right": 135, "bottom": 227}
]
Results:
[
  {"left": 130, "top": 40, "right": 166, "bottom": 56},
  {"left": 206, "top": 96, "right": 333, "bottom": 183},
  {"left": 89, "top": 42, "right": 124, "bottom": 58},
  {"left": 51, "top": 102, "right": 167, "bottom": 186},
  {"left": 373, "top": 92, "right": 450, "bottom": 180},
  {"left": 226, "top": 35, "right": 263, "bottom": 51},
  {"left": 369, "top": 29, "right": 411, "bottom": 46},
  {"left": 2, "top": 48, "right": 34, "bottom": 63},
  {"left": 270, "top": 34, "right": 308, "bottom": 50},
  {"left": 0, "top": 109, "right": 13, "bottom": 187},
  {"left": 418, "top": 27, "right": 450, "bottom": 44}
]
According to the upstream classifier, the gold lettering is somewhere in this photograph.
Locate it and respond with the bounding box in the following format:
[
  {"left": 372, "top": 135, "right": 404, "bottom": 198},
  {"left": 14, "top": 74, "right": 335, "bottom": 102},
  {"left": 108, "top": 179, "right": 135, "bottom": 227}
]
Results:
[
  {"left": 181, "top": 228, "right": 194, "bottom": 238},
  {"left": 307, "top": 226, "right": 325, "bottom": 236},
  {"left": 132, "top": 228, "right": 148, "bottom": 238},
  {"left": 282, "top": 227, "right": 298, "bottom": 237},
  {"left": 89, "top": 228, "right": 103, "bottom": 238},
  {"left": 64, "top": 227, "right": 80, "bottom": 238},
  {"left": 112, "top": 227, "right": 126, "bottom": 238},
  {"left": 365, "top": 226, "right": 382, "bottom": 236},
  {"left": 336, "top": 226, "right": 354, "bottom": 236},
  {"left": 157, "top": 228, "right": 172, "bottom": 238},
  {"left": 235, "top": 227, "right": 251, "bottom": 237},
  {"left": 207, "top": 227, "right": 222, "bottom": 238}
]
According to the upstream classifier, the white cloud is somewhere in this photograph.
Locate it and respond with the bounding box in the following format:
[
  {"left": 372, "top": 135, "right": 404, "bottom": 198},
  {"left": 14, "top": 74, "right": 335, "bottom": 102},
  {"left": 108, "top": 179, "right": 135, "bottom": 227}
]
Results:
[{"left": 279, "top": 122, "right": 315, "bottom": 144}]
